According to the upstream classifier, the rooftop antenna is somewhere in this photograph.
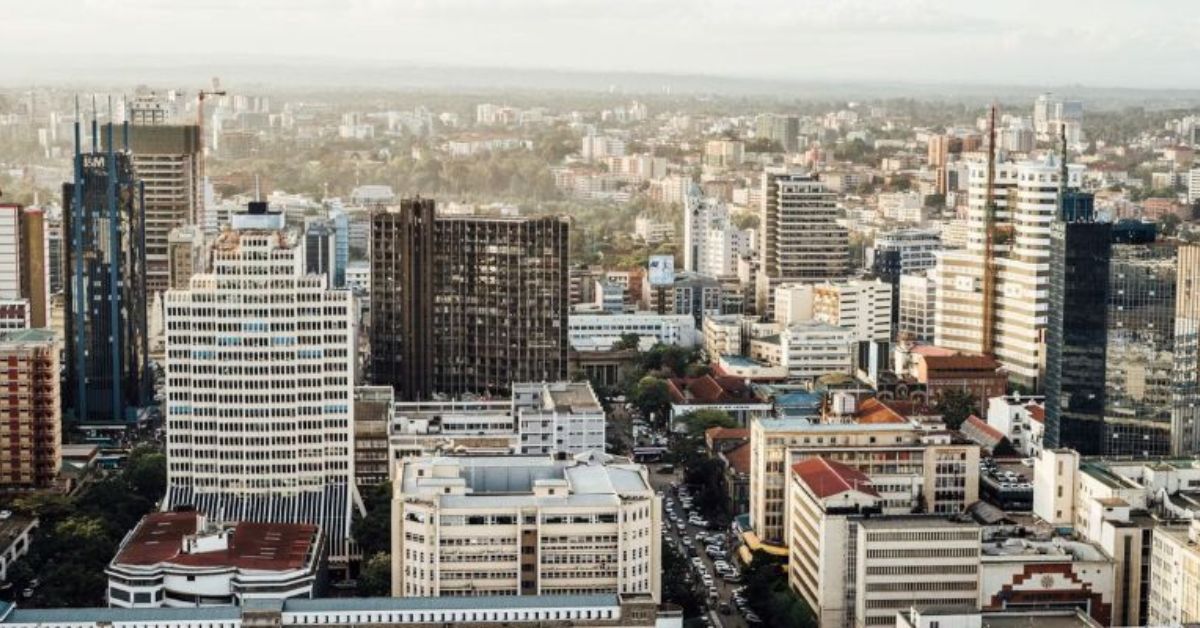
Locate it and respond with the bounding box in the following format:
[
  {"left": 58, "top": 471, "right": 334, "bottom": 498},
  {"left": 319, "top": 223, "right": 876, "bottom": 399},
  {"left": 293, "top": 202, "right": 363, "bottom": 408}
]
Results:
[
  {"left": 91, "top": 94, "right": 98, "bottom": 152},
  {"left": 254, "top": 174, "right": 261, "bottom": 202}
]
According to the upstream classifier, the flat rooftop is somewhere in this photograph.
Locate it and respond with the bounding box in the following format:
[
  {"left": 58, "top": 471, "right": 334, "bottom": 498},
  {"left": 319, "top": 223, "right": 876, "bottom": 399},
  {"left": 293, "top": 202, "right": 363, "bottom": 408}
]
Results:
[
  {"left": 401, "top": 454, "right": 650, "bottom": 502},
  {"left": 544, "top": 383, "right": 601, "bottom": 413},
  {"left": 113, "top": 511, "right": 318, "bottom": 572}
]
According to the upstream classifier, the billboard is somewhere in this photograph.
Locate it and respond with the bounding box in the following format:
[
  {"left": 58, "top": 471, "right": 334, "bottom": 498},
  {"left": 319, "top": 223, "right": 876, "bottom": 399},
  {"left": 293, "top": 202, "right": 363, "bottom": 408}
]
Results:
[{"left": 648, "top": 255, "right": 675, "bottom": 286}]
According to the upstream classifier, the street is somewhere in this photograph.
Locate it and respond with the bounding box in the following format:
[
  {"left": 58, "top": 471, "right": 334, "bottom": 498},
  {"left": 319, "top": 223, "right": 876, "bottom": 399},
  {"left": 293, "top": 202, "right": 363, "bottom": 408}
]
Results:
[{"left": 648, "top": 462, "right": 751, "bottom": 628}]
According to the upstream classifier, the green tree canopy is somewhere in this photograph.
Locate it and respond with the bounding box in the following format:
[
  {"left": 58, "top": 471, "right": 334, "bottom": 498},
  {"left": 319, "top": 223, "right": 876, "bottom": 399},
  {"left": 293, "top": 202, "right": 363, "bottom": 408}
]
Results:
[{"left": 934, "top": 389, "right": 978, "bottom": 431}]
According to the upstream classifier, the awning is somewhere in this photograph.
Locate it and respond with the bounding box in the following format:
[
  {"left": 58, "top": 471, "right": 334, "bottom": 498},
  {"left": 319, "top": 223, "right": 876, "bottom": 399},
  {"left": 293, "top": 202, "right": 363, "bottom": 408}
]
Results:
[{"left": 739, "top": 529, "right": 788, "bottom": 557}]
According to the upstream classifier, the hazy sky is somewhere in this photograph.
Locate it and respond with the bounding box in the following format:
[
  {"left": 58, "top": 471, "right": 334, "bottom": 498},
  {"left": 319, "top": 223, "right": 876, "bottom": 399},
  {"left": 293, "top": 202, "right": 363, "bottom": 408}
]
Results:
[{"left": 6, "top": 0, "right": 1198, "bottom": 88}]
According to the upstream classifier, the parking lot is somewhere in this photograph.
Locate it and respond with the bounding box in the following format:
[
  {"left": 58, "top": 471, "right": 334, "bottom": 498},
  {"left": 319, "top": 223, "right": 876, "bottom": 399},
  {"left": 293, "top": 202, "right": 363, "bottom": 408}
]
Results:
[{"left": 649, "top": 464, "right": 757, "bottom": 628}]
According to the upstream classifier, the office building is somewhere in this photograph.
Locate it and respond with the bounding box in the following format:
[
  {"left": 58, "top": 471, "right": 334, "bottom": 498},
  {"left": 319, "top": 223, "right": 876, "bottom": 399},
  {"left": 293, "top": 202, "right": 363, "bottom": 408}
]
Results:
[
  {"left": 641, "top": 271, "right": 727, "bottom": 327},
  {"left": 63, "top": 123, "right": 151, "bottom": 425},
  {"left": 166, "top": 225, "right": 204, "bottom": 291},
  {"left": 568, "top": 312, "right": 697, "bottom": 352},
  {"left": 756, "top": 170, "right": 849, "bottom": 317},
  {"left": 304, "top": 218, "right": 335, "bottom": 281},
  {"left": 106, "top": 511, "right": 324, "bottom": 608},
  {"left": 353, "top": 386, "right": 393, "bottom": 488},
  {"left": 391, "top": 453, "right": 661, "bottom": 601},
  {"left": 871, "top": 228, "right": 941, "bottom": 336},
  {"left": 110, "top": 125, "right": 202, "bottom": 294},
  {"left": 370, "top": 199, "right": 568, "bottom": 401},
  {"left": 1044, "top": 218, "right": 1111, "bottom": 455},
  {"left": 1102, "top": 242, "right": 1180, "bottom": 456},
  {"left": 162, "top": 201, "right": 356, "bottom": 567},
  {"left": 750, "top": 406, "right": 980, "bottom": 544},
  {"left": 703, "top": 139, "right": 743, "bottom": 169},
  {"left": 682, "top": 184, "right": 752, "bottom": 277},
  {"left": 1033, "top": 94, "right": 1084, "bottom": 145},
  {"left": 1189, "top": 167, "right": 1200, "bottom": 204},
  {"left": 0, "top": 205, "right": 50, "bottom": 328},
  {"left": 898, "top": 273, "right": 936, "bottom": 342},
  {"left": 0, "top": 595, "right": 672, "bottom": 628},
  {"left": 754, "top": 114, "right": 800, "bottom": 152},
  {"left": 934, "top": 155, "right": 1085, "bottom": 389},
  {"left": 1172, "top": 245, "right": 1200, "bottom": 455},
  {"left": 776, "top": 322, "right": 856, "bottom": 381},
  {"left": 1148, "top": 519, "right": 1200, "bottom": 625},
  {"left": 329, "top": 207, "right": 349, "bottom": 288},
  {"left": 0, "top": 329, "right": 59, "bottom": 488}
]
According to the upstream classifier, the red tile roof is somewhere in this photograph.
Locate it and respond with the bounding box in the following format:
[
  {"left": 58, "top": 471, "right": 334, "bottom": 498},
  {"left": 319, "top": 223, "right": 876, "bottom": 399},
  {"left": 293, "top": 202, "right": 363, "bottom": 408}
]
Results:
[
  {"left": 910, "top": 345, "right": 958, "bottom": 357},
  {"left": 964, "top": 414, "right": 1005, "bottom": 441},
  {"left": 921, "top": 354, "right": 1003, "bottom": 372},
  {"left": 854, "top": 398, "right": 909, "bottom": 424},
  {"left": 668, "top": 376, "right": 760, "bottom": 405},
  {"left": 724, "top": 442, "right": 751, "bottom": 475},
  {"left": 114, "top": 511, "right": 318, "bottom": 572},
  {"left": 1027, "top": 404, "right": 1045, "bottom": 424},
  {"left": 791, "top": 457, "right": 879, "bottom": 499}
]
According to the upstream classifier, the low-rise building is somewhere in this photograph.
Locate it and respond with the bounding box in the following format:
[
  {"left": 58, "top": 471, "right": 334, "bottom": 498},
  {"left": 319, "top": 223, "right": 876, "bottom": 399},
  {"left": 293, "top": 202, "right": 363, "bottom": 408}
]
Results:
[
  {"left": 353, "top": 387, "right": 393, "bottom": 487},
  {"left": 106, "top": 511, "right": 324, "bottom": 608},
  {"left": 0, "top": 514, "right": 37, "bottom": 582},
  {"left": 779, "top": 322, "right": 856, "bottom": 381},
  {"left": 666, "top": 376, "right": 772, "bottom": 427},
  {"left": 1148, "top": 519, "right": 1200, "bottom": 625},
  {"left": 569, "top": 312, "right": 697, "bottom": 352},
  {"left": 917, "top": 353, "right": 1007, "bottom": 416},
  {"left": 986, "top": 395, "right": 1045, "bottom": 458},
  {"left": 391, "top": 453, "right": 661, "bottom": 601}
]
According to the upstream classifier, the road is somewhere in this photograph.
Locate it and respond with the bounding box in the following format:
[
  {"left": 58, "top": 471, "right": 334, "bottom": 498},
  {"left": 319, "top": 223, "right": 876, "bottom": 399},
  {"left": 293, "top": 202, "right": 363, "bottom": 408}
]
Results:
[{"left": 648, "top": 463, "right": 750, "bottom": 628}]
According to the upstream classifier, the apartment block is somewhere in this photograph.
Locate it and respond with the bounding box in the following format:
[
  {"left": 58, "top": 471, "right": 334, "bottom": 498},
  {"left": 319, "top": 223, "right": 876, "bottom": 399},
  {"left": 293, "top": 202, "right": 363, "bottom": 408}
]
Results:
[
  {"left": 391, "top": 454, "right": 661, "bottom": 601},
  {"left": 0, "top": 329, "right": 60, "bottom": 488}
]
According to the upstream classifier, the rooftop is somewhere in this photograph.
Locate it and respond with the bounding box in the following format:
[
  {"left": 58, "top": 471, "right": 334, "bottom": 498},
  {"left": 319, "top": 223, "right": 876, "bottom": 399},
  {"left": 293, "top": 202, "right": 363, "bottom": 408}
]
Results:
[
  {"left": 112, "top": 511, "right": 318, "bottom": 572},
  {"left": 792, "top": 457, "right": 879, "bottom": 499},
  {"left": 0, "top": 329, "right": 55, "bottom": 344}
]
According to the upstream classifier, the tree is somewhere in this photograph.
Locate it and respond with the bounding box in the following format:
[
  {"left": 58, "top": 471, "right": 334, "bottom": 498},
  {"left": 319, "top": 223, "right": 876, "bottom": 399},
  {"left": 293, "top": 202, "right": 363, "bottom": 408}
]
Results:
[
  {"left": 661, "top": 542, "right": 704, "bottom": 618},
  {"left": 358, "top": 552, "right": 392, "bottom": 596},
  {"left": 743, "top": 551, "right": 817, "bottom": 628},
  {"left": 678, "top": 409, "right": 736, "bottom": 440},
  {"left": 613, "top": 333, "right": 641, "bottom": 351},
  {"left": 934, "top": 389, "right": 978, "bottom": 430},
  {"left": 124, "top": 446, "right": 167, "bottom": 503},
  {"left": 352, "top": 482, "right": 392, "bottom": 558},
  {"left": 629, "top": 376, "right": 673, "bottom": 425}
]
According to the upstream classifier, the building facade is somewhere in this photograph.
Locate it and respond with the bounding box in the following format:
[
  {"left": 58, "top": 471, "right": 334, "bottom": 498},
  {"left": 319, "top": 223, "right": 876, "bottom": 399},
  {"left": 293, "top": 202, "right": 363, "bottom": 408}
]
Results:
[
  {"left": 0, "top": 329, "right": 59, "bottom": 488},
  {"left": 391, "top": 454, "right": 661, "bottom": 602},
  {"left": 162, "top": 202, "right": 357, "bottom": 566},
  {"left": 370, "top": 199, "right": 569, "bottom": 401}
]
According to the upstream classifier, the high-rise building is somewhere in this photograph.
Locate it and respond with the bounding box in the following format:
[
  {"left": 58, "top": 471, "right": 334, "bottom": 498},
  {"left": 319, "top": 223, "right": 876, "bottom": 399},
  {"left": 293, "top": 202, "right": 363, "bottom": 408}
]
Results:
[
  {"left": 756, "top": 170, "right": 849, "bottom": 317},
  {"left": 0, "top": 205, "right": 50, "bottom": 328},
  {"left": 755, "top": 114, "right": 800, "bottom": 152},
  {"left": 304, "top": 218, "right": 335, "bottom": 281},
  {"left": 1043, "top": 187, "right": 1109, "bottom": 455},
  {"left": 1188, "top": 167, "right": 1200, "bottom": 204},
  {"left": 162, "top": 201, "right": 357, "bottom": 567},
  {"left": 107, "top": 125, "right": 201, "bottom": 294},
  {"left": 898, "top": 272, "right": 937, "bottom": 342},
  {"left": 391, "top": 454, "right": 661, "bottom": 600},
  {"left": 1171, "top": 245, "right": 1200, "bottom": 455},
  {"left": 166, "top": 225, "right": 204, "bottom": 291},
  {"left": 0, "top": 329, "right": 60, "bottom": 488},
  {"left": 1104, "top": 242, "right": 1179, "bottom": 456},
  {"left": 935, "top": 155, "right": 1085, "bottom": 389},
  {"left": 330, "top": 206, "right": 349, "bottom": 288},
  {"left": 63, "top": 123, "right": 151, "bottom": 425},
  {"left": 370, "top": 199, "right": 568, "bottom": 400}
]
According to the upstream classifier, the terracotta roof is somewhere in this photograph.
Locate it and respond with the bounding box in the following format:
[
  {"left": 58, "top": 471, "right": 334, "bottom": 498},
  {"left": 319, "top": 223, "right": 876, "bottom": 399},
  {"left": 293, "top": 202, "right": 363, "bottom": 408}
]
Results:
[
  {"left": 921, "top": 353, "right": 1003, "bottom": 372},
  {"left": 114, "top": 511, "right": 318, "bottom": 572},
  {"left": 854, "top": 398, "right": 908, "bottom": 424},
  {"left": 791, "top": 457, "right": 879, "bottom": 499},
  {"left": 705, "top": 427, "right": 749, "bottom": 442},
  {"left": 964, "top": 415, "right": 1004, "bottom": 441},
  {"left": 669, "top": 376, "right": 761, "bottom": 405},
  {"left": 724, "top": 442, "right": 751, "bottom": 475},
  {"left": 1026, "top": 404, "right": 1045, "bottom": 424}
]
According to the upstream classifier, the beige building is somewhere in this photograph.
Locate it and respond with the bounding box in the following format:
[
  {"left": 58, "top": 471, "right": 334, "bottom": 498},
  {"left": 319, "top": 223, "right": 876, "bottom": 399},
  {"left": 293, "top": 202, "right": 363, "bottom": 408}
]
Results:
[
  {"left": 934, "top": 156, "right": 1086, "bottom": 389},
  {"left": 391, "top": 453, "right": 661, "bottom": 601},
  {"left": 1148, "top": 519, "right": 1200, "bottom": 625},
  {"left": 750, "top": 407, "right": 979, "bottom": 544}
]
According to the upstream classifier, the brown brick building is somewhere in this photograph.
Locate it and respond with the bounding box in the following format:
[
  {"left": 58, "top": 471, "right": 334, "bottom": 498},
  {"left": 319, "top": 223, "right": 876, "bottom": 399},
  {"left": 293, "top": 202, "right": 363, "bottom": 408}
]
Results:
[
  {"left": 370, "top": 199, "right": 569, "bottom": 400},
  {"left": 0, "top": 329, "right": 59, "bottom": 488}
]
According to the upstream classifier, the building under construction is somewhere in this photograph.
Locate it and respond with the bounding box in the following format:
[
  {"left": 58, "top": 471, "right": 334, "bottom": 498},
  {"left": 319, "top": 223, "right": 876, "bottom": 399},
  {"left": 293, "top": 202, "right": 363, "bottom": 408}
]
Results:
[
  {"left": 63, "top": 121, "right": 151, "bottom": 425},
  {"left": 370, "top": 199, "right": 569, "bottom": 400}
]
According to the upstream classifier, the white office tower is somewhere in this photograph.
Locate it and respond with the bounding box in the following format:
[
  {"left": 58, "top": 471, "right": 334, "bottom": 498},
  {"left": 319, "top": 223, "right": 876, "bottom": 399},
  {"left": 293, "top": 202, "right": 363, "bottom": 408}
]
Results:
[
  {"left": 1033, "top": 93, "right": 1083, "bottom": 145},
  {"left": 392, "top": 453, "right": 661, "bottom": 601},
  {"left": 1189, "top": 167, "right": 1200, "bottom": 204},
  {"left": 683, "top": 183, "right": 752, "bottom": 277},
  {"left": 756, "top": 169, "right": 849, "bottom": 318},
  {"left": 934, "top": 155, "right": 1084, "bottom": 388},
  {"left": 162, "top": 201, "right": 358, "bottom": 569}
]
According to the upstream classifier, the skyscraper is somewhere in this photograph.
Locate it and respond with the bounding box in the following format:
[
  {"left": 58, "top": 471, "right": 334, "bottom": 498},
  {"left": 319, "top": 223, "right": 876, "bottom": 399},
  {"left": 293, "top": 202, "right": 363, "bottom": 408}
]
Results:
[
  {"left": 63, "top": 122, "right": 150, "bottom": 425},
  {"left": 304, "top": 217, "right": 335, "bottom": 281},
  {"left": 0, "top": 204, "right": 49, "bottom": 328},
  {"left": 109, "top": 124, "right": 202, "bottom": 294},
  {"left": 370, "top": 199, "right": 569, "bottom": 401},
  {"left": 1044, "top": 217, "right": 1110, "bottom": 455},
  {"left": 0, "top": 329, "right": 60, "bottom": 488},
  {"left": 162, "top": 200, "right": 357, "bottom": 567},
  {"left": 935, "top": 155, "right": 1085, "bottom": 389},
  {"left": 755, "top": 169, "right": 849, "bottom": 318}
]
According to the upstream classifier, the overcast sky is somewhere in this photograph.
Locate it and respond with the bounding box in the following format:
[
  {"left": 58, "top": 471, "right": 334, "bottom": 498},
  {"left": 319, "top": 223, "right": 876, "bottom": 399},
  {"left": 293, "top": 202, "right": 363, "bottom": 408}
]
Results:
[{"left": 5, "top": 0, "right": 1198, "bottom": 89}]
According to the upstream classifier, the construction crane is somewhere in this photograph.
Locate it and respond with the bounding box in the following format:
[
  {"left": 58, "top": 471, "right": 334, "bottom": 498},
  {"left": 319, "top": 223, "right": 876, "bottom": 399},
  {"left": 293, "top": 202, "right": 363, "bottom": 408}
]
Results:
[
  {"left": 196, "top": 81, "right": 226, "bottom": 224},
  {"left": 981, "top": 104, "right": 999, "bottom": 356}
]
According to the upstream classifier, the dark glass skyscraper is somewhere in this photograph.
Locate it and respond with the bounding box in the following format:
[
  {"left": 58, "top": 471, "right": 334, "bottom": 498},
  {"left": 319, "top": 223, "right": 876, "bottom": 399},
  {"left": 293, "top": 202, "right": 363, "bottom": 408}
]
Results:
[
  {"left": 1045, "top": 218, "right": 1110, "bottom": 454},
  {"left": 370, "top": 198, "right": 569, "bottom": 400},
  {"left": 63, "top": 122, "right": 150, "bottom": 425}
]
